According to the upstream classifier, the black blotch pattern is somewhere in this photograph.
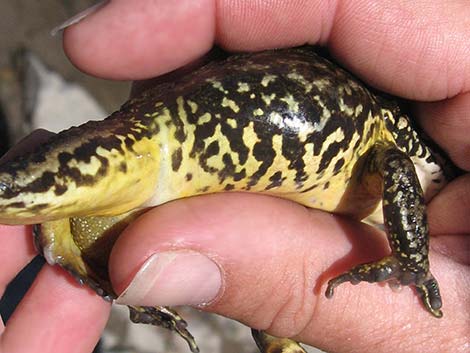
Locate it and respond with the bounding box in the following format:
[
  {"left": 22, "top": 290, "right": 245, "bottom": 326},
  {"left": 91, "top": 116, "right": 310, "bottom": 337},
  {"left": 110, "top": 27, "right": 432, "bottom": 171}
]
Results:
[
  {"left": 220, "top": 120, "right": 250, "bottom": 165},
  {"left": 317, "top": 141, "right": 342, "bottom": 174},
  {"left": 119, "top": 162, "right": 127, "bottom": 173},
  {"left": 54, "top": 184, "right": 67, "bottom": 196},
  {"left": 266, "top": 171, "right": 284, "bottom": 190},
  {"left": 190, "top": 119, "right": 219, "bottom": 159},
  {"left": 300, "top": 183, "right": 318, "bottom": 193},
  {"left": 333, "top": 158, "right": 345, "bottom": 174},
  {"left": 281, "top": 134, "right": 307, "bottom": 187},
  {"left": 247, "top": 124, "right": 275, "bottom": 189},
  {"left": 218, "top": 153, "right": 236, "bottom": 183},
  {"left": 198, "top": 141, "right": 220, "bottom": 173},
  {"left": 171, "top": 148, "right": 183, "bottom": 172},
  {"left": 28, "top": 171, "right": 55, "bottom": 193},
  {"left": 6, "top": 201, "right": 26, "bottom": 208}
]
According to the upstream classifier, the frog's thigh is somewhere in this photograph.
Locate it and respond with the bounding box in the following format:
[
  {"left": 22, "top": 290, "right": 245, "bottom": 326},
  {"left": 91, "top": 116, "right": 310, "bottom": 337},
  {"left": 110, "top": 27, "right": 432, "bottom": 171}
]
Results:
[
  {"left": 326, "top": 144, "right": 442, "bottom": 317},
  {"left": 252, "top": 330, "right": 307, "bottom": 353},
  {"left": 34, "top": 219, "right": 108, "bottom": 298}
]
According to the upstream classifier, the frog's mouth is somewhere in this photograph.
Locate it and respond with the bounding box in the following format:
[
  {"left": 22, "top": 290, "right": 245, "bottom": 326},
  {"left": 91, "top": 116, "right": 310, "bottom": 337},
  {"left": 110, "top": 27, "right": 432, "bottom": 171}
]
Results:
[{"left": 0, "top": 163, "right": 75, "bottom": 224}]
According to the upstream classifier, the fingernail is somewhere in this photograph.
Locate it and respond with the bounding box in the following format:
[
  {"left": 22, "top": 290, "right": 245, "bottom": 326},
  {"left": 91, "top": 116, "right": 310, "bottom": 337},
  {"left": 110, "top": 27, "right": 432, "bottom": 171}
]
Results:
[
  {"left": 51, "top": 0, "right": 109, "bottom": 36},
  {"left": 116, "top": 250, "right": 223, "bottom": 307}
]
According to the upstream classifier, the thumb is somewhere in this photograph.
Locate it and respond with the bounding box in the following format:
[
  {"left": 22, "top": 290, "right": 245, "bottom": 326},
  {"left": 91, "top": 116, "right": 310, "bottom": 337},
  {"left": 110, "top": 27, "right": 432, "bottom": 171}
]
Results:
[{"left": 108, "top": 193, "right": 464, "bottom": 353}]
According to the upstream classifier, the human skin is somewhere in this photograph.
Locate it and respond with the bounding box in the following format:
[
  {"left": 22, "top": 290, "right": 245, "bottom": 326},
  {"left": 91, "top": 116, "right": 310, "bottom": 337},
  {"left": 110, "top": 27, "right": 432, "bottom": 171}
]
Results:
[{"left": 1, "top": 1, "right": 469, "bottom": 352}]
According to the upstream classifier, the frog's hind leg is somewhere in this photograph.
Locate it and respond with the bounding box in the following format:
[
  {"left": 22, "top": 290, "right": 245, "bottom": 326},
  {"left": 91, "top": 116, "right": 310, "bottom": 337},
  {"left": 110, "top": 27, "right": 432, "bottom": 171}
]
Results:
[
  {"left": 325, "top": 144, "right": 443, "bottom": 317},
  {"left": 252, "top": 330, "right": 307, "bottom": 353},
  {"left": 128, "top": 305, "right": 199, "bottom": 353}
]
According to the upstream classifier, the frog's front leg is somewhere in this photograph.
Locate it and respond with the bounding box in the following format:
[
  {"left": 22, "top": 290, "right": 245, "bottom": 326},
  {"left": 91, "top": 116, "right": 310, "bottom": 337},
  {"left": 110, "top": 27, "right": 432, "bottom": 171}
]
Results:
[
  {"left": 33, "top": 219, "right": 114, "bottom": 299},
  {"left": 326, "top": 144, "right": 442, "bottom": 317},
  {"left": 35, "top": 215, "right": 200, "bottom": 351}
]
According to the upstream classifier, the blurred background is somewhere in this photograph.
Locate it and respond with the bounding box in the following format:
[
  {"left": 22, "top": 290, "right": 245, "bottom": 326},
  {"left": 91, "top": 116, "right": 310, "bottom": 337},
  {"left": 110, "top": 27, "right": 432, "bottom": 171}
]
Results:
[{"left": 0, "top": 1, "right": 323, "bottom": 353}]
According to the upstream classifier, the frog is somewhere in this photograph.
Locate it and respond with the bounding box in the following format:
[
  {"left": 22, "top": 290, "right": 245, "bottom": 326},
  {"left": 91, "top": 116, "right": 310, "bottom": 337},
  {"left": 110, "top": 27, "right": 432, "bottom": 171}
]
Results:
[{"left": 0, "top": 47, "right": 458, "bottom": 353}]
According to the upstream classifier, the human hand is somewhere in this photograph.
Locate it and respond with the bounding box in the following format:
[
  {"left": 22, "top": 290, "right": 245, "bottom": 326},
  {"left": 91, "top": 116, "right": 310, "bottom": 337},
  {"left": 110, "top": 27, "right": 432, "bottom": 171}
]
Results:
[
  {"left": 2, "top": 1, "right": 469, "bottom": 353},
  {"left": 0, "top": 130, "right": 111, "bottom": 353}
]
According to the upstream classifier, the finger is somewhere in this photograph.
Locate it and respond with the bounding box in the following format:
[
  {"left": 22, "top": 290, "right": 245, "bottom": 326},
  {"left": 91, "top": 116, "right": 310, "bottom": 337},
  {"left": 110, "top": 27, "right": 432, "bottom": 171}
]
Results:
[
  {"left": 428, "top": 174, "right": 470, "bottom": 236},
  {"left": 0, "top": 265, "right": 110, "bottom": 353},
  {"left": 416, "top": 92, "right": 470, "bottom": 170},
  {"left": 0, "top": 130, "right": 57, "bottom": 296},
  {"left": 63, "top": 0, "right": 215, "bottom": 80},
  {"left": 427, "top": 175, "right": 470, "bottom": 265},
  {"left": 63, "top": 0, "right": 470, "bottom": 100},
  {"left": 0, "top": 226, "right": 36, "bottom": 298},
  {"left": 326, "top": 1, "right": 470, "bottom": 99},
  {"left": 109, "top": 193, "right": 469, "bottom": 353}
]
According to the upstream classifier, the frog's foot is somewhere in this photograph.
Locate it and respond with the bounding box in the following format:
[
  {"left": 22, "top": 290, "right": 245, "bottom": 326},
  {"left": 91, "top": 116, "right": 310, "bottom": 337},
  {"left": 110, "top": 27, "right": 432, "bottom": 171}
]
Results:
[
  {"left": 128, "top": 305, "right": 199, "bottom": 353},
  {"left": 415, "top": 275, "right": 442, "bottom": 318},
  {"left": 325, "top": 255, "right": 443, "bottom": 317},
  {"left": 252, "top": 330, "right": 307, "bottom": 353}
]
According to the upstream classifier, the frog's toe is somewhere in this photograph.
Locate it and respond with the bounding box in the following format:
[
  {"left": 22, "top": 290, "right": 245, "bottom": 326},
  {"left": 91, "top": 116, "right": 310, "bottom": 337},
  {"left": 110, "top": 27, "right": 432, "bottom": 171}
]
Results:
[
  {"left": 325, "top": 255, "right": 442, "bottom": 317},
  {"left": 415, "top": 275, "right": 443, "bottom": 318},
  {"left": 128, "top": 305, "right": 199, "bottom": 353},
  {"left": 325, "top": 255, "right": 401, "bottom": 298},
  {"left": 59, "top": 262, "right": 114, "bottom": 301}
]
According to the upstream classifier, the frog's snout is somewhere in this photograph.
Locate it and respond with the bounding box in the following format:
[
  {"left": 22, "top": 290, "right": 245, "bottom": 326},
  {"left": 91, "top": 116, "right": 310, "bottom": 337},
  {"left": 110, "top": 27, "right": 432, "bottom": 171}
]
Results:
[{"left": 0, "top": 168, "right": 43, "bottom": 224}]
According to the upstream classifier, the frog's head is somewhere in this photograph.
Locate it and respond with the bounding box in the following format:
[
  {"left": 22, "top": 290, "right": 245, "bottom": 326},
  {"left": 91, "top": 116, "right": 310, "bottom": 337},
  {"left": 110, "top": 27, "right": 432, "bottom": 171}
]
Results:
[
  {"left": 0, "top": 122, "right": 160, "bottom": 225},
  {"left": 0, "top": 152, "right": 58, "bottom": 224}
]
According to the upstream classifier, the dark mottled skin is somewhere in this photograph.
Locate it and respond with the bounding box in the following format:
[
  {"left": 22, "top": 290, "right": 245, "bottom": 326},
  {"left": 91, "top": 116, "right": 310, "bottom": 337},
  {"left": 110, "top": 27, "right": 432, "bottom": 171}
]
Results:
[
  {"left": 326, "top": 145, "right": 442, "bottom": 317},
  {"left": 0, "top": 115, "right": 151, "bottom": 201},
  {"left": 0, "top": 47, "right": 457, "bottom": 353},
  {"left": 126, "top": 48, "right": 382, "bottom": 193}
]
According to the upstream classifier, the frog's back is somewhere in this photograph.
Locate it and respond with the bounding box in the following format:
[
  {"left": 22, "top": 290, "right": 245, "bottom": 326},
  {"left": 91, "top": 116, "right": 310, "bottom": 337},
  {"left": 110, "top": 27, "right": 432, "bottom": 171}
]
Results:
[
  {"left": 0, "top": 47, "right": 449, "bottom": 225},
  {"left": 133, "top": 48, "right": 393, "bottom": 217}
]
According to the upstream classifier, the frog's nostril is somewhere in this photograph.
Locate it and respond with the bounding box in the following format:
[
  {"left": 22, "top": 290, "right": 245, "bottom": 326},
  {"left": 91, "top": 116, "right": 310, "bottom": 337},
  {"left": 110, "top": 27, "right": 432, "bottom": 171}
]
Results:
[{"left": 0, "top": 175, "right": 15, "bottom": 199}]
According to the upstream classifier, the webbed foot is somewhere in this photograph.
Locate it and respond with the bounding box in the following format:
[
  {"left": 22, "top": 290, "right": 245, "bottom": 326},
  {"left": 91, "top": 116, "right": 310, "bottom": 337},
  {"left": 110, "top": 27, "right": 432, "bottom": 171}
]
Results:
[
  {"left": 325, "top": 256, "right": 442, "bottom": 317},
  {"left": 128, "top": 305, "right": 199, "bottom": 353},
  {"left": 415, "top": 275, "right": 443, "bottom": 317}
]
